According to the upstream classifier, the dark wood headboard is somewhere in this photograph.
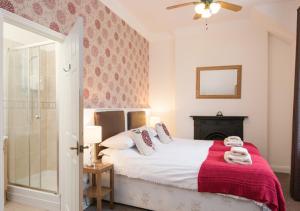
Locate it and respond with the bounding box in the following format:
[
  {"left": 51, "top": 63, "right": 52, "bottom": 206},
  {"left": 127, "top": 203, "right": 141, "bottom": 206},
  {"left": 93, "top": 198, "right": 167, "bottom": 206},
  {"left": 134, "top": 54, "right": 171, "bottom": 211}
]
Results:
[
  {"left": 94, "top": 111, "right": 125, "bottom": 158},
  {"left": 127, "top": 111, "right": 146, "bottom": 130},
  {"left": 94, "top": 111, "right": 125, "bottom": 141}
]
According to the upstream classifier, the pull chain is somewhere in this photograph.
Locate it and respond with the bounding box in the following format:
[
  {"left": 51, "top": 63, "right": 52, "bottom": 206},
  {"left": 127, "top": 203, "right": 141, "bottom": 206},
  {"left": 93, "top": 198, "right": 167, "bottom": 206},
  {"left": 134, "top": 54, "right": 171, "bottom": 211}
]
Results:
[{"left": 205, "top": 19, "right": 209, "bottom": 31}]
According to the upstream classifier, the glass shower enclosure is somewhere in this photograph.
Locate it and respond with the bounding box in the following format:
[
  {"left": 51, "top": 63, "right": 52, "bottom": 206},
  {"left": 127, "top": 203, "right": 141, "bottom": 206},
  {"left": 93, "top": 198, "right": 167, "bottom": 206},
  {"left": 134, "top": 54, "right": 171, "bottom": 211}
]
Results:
[{"left": 5, "top": 43, "right": 58, "bottom": 193}]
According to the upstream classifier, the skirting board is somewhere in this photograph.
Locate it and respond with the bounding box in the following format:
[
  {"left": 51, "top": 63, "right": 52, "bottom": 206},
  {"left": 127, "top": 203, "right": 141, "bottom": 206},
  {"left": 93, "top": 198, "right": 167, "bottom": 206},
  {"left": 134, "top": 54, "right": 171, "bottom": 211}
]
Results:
[
  {"left": 7, "top": 185, "right": 60, "bottom": 211},
  {"left": 271, "top": 165, "right": 291, "bottom": 174}
]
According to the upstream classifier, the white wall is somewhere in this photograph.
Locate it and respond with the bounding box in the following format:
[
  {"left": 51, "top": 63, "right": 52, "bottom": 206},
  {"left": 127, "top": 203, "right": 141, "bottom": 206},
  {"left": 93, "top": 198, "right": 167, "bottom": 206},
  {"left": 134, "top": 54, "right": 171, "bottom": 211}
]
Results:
[
  {"left": 174, "top": 20, "right": 269, "bottom": 157},
  {"left": 255, "top": 0, "right": 300, "bottom": 35},
  {"left": 149, "top": 36, "right": 176, "bottom": 133},
  {"left": 268, "top": 34, "right": 295, "bottom": 173}
]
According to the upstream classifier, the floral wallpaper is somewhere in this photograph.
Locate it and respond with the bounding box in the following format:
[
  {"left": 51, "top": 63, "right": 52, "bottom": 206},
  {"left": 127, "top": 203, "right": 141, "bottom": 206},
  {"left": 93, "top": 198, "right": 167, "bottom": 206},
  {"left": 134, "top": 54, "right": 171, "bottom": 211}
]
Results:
[{"left": 0, "top": 0, "right": 149, "bottom": 108}]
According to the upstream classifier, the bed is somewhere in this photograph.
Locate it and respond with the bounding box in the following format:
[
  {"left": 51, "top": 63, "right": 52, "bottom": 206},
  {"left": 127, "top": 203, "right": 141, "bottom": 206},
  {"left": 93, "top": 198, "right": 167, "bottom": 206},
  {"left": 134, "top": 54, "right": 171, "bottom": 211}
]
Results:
[{"left": 91, "top": 110, "right": 273, "bottom": 211}]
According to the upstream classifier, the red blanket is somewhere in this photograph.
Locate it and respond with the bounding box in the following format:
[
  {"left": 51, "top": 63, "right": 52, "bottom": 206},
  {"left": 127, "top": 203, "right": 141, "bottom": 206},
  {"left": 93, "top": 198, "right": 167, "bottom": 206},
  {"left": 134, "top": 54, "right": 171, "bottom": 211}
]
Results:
[{"left": 198, "top": 141, "right": 286, "bottom": 211}]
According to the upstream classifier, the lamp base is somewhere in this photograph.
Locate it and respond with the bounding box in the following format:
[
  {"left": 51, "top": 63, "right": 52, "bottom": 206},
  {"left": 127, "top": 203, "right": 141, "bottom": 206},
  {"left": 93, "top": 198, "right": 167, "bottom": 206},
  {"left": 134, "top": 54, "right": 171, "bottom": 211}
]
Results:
[{"left": 86, "top": 143, "right": 98, "bottom": 167}]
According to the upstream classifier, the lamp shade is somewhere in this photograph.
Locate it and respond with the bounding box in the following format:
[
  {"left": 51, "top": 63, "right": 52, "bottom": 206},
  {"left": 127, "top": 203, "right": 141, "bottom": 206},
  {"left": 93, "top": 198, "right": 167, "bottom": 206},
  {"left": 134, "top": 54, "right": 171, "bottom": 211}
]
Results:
[
  {"left": 210, "top": 2, "right": 221, "bottom": 14},
  {"left": 194, "top": 3, "right": 205, "bottom": 14},
  {"left": 149, "top": 116, "right": 161, "bottom": 127},
  {"left": 201, "top": 8, "right": 212, "bottom": 18},
  {"left": 84, "top": 126, "right": 102, "bottom": 144}
]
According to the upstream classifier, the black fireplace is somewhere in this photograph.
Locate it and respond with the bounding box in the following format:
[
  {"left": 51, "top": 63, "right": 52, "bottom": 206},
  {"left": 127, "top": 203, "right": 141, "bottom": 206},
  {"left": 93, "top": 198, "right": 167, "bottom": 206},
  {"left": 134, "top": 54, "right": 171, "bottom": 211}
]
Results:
[{"left": 191, "top": 116, "right": 248, "bottom": 140}]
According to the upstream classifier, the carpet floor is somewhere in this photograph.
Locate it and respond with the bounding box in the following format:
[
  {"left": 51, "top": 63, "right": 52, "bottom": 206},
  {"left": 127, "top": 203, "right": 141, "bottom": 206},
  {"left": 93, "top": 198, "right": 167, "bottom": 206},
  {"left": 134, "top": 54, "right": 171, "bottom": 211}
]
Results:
[
  {"left": 276, "top": 173, "right": 300, "bottom": 211},
  {"left": 85, "top": 173, "right": 300, "bottom": 211}
]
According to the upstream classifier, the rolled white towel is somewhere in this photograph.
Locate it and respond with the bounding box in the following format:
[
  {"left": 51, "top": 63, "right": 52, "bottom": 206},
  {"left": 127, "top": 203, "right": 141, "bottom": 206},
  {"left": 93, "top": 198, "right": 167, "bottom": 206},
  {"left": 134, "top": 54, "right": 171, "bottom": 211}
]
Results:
[
  {"left": 224, "top": 137, "right": 243, "bottom": 147},
  {"left": 224, "top": 151, "right": 252, "bottom": 165},
  {"left": 230, "top": 147, "right": 248, "bottom": 156}
]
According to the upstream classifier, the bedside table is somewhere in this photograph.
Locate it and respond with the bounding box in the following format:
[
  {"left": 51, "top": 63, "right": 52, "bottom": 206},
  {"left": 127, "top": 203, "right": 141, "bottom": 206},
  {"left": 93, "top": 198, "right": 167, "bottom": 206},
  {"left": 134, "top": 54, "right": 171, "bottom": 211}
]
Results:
[{"left": 83, "top": 163, "right": 114, "bottom": 211}]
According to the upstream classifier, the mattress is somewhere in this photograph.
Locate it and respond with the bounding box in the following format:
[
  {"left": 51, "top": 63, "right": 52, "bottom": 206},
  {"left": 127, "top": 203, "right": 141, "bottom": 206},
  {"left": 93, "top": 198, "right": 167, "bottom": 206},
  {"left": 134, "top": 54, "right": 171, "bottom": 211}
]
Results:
[
  {"left": 100, "top": 138, "right": 270, "bottom": 210},
  {"left": 101, "top": 173, "right": 270, "bottom": 211}
]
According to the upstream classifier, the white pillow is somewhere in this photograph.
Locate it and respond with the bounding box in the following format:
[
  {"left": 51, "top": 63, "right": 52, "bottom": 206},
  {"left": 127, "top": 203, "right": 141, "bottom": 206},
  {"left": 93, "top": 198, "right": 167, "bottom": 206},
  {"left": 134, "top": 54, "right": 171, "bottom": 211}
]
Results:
[
  {"left": 100, "top": 131, "right": 134, "bottom": 149},
  {"left": 155, "top": 122, "right": 173, "bottom": 144},
  {"left": 130, "top": 128, "right": 156, "bottom": 156}
]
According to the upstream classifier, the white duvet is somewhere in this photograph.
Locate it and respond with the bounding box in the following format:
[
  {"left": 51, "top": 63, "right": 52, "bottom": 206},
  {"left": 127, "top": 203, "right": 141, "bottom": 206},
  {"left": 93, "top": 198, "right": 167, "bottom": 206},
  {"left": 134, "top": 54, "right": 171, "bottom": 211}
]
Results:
[{"left": 102, "top": 138, "right": 213, "bottom": 190}]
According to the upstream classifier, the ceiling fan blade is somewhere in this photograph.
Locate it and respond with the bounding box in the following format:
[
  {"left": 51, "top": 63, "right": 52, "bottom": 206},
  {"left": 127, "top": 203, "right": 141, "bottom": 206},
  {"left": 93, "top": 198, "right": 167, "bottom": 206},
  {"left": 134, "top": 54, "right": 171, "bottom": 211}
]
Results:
[
  {"left": 193, "top": 13, "right": 202, "bottom": 20},
  {"left": 166, "top": 2, "right": 199, "bottom": 10},
  {"left": 217, "top": 1, "right": 242, "bottom": 12}
]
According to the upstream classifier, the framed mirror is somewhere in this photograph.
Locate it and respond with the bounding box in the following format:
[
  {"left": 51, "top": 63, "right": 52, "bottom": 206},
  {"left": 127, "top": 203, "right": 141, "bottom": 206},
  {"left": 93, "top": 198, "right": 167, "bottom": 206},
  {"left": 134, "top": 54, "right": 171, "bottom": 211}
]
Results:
[{"left": 196, "top": 65, "right": 242, "bottom": 99}]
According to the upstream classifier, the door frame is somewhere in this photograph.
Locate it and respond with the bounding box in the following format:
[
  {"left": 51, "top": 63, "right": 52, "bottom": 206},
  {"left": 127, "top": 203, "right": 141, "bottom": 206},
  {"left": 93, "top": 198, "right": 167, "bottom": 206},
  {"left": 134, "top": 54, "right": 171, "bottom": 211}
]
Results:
[
  {"left": 0, "top": 9, "right": 65, "bottom": 42},
  {"left": 0, "top": 9, "right": 67, "bottom": 210}
]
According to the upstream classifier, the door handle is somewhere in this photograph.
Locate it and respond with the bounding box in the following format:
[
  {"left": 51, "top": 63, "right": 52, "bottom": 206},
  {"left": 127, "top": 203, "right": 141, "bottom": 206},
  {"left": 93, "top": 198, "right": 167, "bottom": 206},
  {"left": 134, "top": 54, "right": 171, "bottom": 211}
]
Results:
[
  {"left": 70, "top": 142, "right": 88, "bottom": 155},
  {"left": 70, "top": 142, "right": 79, "bottom": 155}
]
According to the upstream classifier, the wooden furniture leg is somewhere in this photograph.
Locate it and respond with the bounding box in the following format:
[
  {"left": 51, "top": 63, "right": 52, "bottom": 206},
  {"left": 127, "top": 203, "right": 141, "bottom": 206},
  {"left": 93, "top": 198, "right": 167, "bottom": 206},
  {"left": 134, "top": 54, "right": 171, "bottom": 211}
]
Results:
[
  {"left": 96, "top": 173, "right": 102, "bottom": 211},
  {"left": 110, "top": 168, "right": 114, "bottom": 209},
  {"left": 83, "top": 163, "right": 114, "bottom": 210}
]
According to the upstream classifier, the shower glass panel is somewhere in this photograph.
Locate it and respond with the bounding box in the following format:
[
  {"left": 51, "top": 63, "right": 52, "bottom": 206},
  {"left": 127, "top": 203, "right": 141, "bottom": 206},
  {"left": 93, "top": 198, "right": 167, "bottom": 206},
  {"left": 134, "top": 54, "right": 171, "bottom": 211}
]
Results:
[
  {"left": 6, "top": 43, "right": 57, "bottom": 193},
  {"left": 7, "top": 46, "right": 30, "bottom": 187}
]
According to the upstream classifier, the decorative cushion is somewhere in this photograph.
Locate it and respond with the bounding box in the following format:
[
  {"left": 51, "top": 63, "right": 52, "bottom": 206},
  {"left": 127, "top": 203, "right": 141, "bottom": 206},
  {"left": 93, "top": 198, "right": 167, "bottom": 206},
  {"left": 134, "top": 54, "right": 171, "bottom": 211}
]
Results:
[
  {"left": 151, "top": 136, "right": 163, "bottom": 149},
  {"left": 130, "top": 129, "right": 156, "bottom": 156},
  {"left": 155, "top": 123, "right": 173, "bottom": 144},
  {"left": 100, "top": 131, "right": 135, "bottom": 149},
  {"left": 135, "top": 126, "right": 158, "bottom": 138},
  {"left": 147, "top": 127, "right": 158, "bottom": 138},
  {"left": 134, "top": 126, "right": 162, "bottom": 150}
]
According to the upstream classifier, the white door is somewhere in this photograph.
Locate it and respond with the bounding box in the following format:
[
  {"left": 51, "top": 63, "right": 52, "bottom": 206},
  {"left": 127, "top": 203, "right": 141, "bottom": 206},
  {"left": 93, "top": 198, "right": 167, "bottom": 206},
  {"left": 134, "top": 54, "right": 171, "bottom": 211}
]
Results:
[
  {"left": 59, "top": 18, "right": 84, "bottom": 211},
  {"left": 0, "top": 14, "right": 5, "bottom": 211}
]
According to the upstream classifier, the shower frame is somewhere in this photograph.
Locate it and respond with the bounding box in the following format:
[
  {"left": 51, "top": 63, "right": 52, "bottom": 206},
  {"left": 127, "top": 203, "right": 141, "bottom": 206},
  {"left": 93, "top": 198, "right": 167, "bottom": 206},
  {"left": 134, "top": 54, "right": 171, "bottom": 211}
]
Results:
[{"left": 7, "top": 41, "right": 59, "bottom": 194}]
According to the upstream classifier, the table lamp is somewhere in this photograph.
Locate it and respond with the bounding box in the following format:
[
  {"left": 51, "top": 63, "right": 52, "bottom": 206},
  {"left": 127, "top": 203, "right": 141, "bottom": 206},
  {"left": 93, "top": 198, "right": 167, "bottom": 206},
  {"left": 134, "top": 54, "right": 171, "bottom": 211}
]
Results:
[{"left": 84, "top": 125, "right": 102, "bottom": 166}]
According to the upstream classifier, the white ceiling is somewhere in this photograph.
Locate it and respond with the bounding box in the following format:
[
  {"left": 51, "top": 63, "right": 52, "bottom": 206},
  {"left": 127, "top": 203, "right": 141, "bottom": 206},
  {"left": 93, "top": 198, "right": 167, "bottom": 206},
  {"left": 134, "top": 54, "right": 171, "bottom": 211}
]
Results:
[{"left": 108, "top": 0, "right": 298, "bottom": 34}]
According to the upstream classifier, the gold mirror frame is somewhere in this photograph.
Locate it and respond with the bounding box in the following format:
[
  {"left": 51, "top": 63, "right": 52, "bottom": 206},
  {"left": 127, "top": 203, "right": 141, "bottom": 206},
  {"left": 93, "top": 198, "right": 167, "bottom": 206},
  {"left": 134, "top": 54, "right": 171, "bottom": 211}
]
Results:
[{"left": 196, "top": 65, "right": 242, "bottom": 99}]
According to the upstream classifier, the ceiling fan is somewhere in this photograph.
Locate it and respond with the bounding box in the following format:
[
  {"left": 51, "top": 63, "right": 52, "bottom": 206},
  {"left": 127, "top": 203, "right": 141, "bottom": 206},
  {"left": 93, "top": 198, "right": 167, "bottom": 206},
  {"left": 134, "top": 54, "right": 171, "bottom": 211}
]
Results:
[{"left": 166, "top": 0, "right": 242, "bottom": 20}]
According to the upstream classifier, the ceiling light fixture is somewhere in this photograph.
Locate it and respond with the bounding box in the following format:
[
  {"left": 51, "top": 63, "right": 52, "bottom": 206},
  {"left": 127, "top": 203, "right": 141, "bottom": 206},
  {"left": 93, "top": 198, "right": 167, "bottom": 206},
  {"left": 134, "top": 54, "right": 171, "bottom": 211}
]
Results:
[
  {"left": 166, "top": 0, "right": 243, "bottom": 30},
  {"left": 209, "top": 2, "right": 221, "bottom": 14},
  {"left": 194, "top": 1, "right": 222, "bottom": 19},
  {"left": 194, "top": 3, "right": 206, "bottom": 14},
  {"left": 166, "top": 0, "right": 243, "bottom": 21},
  {"left": 201, "top": 9, "right": 212, "bottom": 18}
]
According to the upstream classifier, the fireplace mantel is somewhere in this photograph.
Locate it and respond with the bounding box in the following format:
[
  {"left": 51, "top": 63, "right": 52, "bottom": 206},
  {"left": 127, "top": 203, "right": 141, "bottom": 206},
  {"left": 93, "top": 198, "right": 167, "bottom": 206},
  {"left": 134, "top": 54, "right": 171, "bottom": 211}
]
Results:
[
  {"left": 190, "top": 116, "right": 248, "bottom": 140},
  {"left": 191, "top": 116, "right": 248, "bottom": 120}
]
